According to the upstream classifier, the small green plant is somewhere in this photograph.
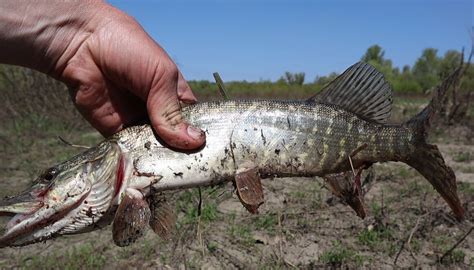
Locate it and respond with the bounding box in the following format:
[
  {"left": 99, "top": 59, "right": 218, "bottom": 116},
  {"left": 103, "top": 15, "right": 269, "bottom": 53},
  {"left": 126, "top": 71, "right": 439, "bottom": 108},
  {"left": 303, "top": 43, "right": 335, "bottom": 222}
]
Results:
[
  {"left": 433, "top": 235, "right": 449, "bottom": 251},
  {"left": 319, "top": 241, "right": 355, "bottom": 266},
  {"left": 410, "top": 238, "right": 422, "bottom": 253},
  {"left": 309, "top": 182, "right": 323, "bottom": 209},
  {"left": 441, "top": 249, "right": 465, "bottom": 264},
  {"left": 397, "top": 167, "right": 411, "bottom": 178},
  {"left": 290, "top": 191, "right": 306, "bottom": 199},
  {"left": 176, "top": 189, "right": 219, "bottom": 226},
  {"left": 201, "top": 203, "right": 219, "bottom": 222},
  {"left": 353, "top": 254, "right": 371, "bottom": 266},
  {"left": 20, "top": 243, "right": 107, "bottom": 270},
  {"left": 357, "top": 229, "right": 380, "bottom": 248},
  {"left": 453, "top": 151, "right": 472, "bottom": 162},
  {"left": 370, "top": 201, "right": 383, "bottom": 219},
  {"left": 357, "top": 227, "right": 394, "bottom": 251},
  {"left": 253, "top": 214, "right": 277, "bottom": 233},
  {"left": 227, "top": 213, "right": 254, "bottom": 246},
  {"left": 207, "top": 241, "right": 218, "bottom": 253}
]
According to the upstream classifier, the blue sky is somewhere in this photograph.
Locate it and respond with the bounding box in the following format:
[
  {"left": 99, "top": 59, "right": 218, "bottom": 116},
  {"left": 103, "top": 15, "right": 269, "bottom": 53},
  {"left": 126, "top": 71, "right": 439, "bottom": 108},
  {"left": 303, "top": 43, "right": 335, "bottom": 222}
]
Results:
[{"left": 108, "top": 0, "right": 473, "bottom": 82}]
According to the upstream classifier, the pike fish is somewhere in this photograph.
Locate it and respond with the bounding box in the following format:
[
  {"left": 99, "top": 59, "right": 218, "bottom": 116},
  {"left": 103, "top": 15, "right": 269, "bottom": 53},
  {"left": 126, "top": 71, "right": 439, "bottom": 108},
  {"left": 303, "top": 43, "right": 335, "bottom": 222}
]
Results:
[{"left": 0, "top": 62, "right": 464, "bottom": 247}]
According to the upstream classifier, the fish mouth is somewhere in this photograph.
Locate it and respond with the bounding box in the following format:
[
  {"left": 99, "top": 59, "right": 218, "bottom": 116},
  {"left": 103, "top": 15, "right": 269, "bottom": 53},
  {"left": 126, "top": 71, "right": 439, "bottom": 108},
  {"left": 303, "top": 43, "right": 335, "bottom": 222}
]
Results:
[{"left": 0, "top": 190, "right": 89, "bottom": 248}]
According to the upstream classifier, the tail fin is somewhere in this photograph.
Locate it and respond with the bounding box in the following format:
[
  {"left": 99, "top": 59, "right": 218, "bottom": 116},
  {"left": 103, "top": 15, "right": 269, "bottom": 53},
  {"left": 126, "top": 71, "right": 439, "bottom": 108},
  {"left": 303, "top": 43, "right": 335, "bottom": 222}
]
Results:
[
  {"left": 404, "top": 67, "right": 465, "bottom": 220},
  {"left": 405, "top": 145, "right": 464, "bottom": 219}
]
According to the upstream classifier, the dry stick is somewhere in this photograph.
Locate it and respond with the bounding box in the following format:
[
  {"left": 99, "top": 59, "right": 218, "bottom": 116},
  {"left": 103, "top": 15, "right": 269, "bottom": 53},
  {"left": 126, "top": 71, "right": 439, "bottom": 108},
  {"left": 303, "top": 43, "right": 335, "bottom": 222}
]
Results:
[
  {"left": 213, "top": 72, "right": 230, "bottom": 100},
  {"left": 57, "top": 136, "right": 90, "bottom": 149},
  {"left": 406, "top": 214, "right": 428, "bottom": 266},
  {"left": 348, "top": 155, "right": 356, "bottom": 176},
  {"left": 196, "top": 187, "right": 205, "bottom": 256},
  {"left": 197, "top": 187, "right": 203, "bottom": 216},
  {"left": 440, "top": 226, "right": 474, "bottom": 263},
  {"left": 381, "top": 189, "right": 385, "bottom": 219},
  {"left": 394, "top": 234, "right": 408, "bottom": 265},
  {"left": 407, "top": 215, "right": 424, "bottom": 248},
  {"left": 277, "top": 211, "right": 297, "bottom": 269}
]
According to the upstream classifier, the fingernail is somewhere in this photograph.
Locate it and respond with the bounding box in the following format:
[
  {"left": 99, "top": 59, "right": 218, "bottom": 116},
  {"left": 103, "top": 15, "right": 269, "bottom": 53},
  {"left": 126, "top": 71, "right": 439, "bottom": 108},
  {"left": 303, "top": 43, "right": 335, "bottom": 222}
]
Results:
[{"left": 187, "top": 125, "right": 204, "bottom": 140}]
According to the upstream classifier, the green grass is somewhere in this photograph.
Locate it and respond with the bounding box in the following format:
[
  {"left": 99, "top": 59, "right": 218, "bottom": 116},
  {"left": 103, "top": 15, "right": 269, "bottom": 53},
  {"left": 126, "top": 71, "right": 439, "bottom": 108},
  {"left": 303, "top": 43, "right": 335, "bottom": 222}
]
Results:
[
  {"left": 319, "top": 241, "right": 354, "bottom": 265},
  {"left": 19, "top": 243, "right": 107, "bottom": 270},
  {"left": 398, "top": 178, "right": 436, "bottom": 199},
  {"left": 289, "top": 191, "right": 306, "bottom": 199},
  {"left": 226, "top": 213, "right": 255, "bottom": 246},
  {"left": 453, "top": 151, "right": 472, "bottom": 162},
  {"left": 357, "top": 227, "right": 394, "bottom": 250},
  {"left": 319, "top": 241, "right": 367, "bottom": 266},
  {"left": 458, "top": 182, "right": 474, "bottom": 195},
  {"left": 433, "top": 235, "right": 467, "bottom": 265},
  {"left": 207, "top": 241, "right": 218, "bottom": 253},
  {"left": 370, "top": 201, "right": 383, "bottom": 220},
  {"left": 253, "top": 214, "right": 277, "bottom": 233},
  {"left": 410, "top": 238, "right": 422, "bottom": 253},
  {"left": 176, "top": 189, "right": 220, "bottom": 227},
  {"left": 441, "top": 249, "right": 466, "bottom": 265}
]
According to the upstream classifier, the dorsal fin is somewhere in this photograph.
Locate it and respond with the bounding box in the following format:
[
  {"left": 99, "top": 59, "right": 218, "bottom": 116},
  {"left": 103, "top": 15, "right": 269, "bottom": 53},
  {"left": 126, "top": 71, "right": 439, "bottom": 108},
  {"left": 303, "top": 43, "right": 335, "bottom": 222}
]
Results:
[{"left": 307, "top": 62, "right": 393, "bottom": 124}]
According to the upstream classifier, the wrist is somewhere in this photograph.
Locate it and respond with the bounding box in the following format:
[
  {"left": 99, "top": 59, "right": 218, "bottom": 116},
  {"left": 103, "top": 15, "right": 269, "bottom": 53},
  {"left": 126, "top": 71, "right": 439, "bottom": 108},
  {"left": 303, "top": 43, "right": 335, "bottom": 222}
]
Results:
[{"left": 0, "top": 1, "right": 107, "bottom": 76}]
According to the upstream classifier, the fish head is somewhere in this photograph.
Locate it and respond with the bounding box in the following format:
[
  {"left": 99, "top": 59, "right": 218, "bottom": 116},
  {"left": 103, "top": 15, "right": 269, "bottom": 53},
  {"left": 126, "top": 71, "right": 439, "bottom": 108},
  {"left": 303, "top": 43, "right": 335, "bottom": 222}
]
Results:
[{"left": 0, "top": 142, "right": 120, "bottom": 247}]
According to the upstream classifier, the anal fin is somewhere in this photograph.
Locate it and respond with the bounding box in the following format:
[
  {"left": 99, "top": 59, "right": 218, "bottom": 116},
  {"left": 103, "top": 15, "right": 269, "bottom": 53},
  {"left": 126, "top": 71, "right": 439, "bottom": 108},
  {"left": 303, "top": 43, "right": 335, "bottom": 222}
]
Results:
[
  {"left": 235, "top": 167, "right": 264, "bottom": 214},
  {"left": 325, "top": 171, "right": 367, "bottom": 219}
]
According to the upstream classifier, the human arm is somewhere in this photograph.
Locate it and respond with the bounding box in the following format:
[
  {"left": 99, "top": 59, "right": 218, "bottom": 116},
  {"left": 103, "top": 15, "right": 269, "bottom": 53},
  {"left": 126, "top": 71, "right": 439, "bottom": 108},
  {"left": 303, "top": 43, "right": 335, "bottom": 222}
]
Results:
[{"left": 0, "top": 0, "right": 205, "bottom": 149}]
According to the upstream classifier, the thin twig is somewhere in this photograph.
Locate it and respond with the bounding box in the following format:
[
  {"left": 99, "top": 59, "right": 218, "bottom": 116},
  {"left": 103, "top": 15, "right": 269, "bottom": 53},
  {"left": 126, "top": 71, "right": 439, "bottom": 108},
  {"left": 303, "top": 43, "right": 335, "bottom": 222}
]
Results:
[
  {"left": 406, "top": 214, "right": 427, "bottom": 266},
  {"left": 196, "top": 187, "right": 204, "bottom": 256},
  {"left": 348, "top": 155, "right": 356, "bottom": 176},
  {"left": 440, "top": 226, "right": 473, "bottom": 262},
  {"left": 197, "top": 187, "right": 202, "bottom": 216},
  {"left": 213, "top": 72, "right": 230, "bottom": 100},
  {"left": 57, "top": 136, "right": 90, "bottom": 149},
  {"left": 277, "top": 211, "right": 283, "bottom": 266},
  {"left": 381, "top": 189, "right": 385, "bottom": 219},
  {"left": 394, "top": 235, "right": 408, "bottom": 265},
  {"left": 407, "top": 215, "right": 423, "bottom": 248}
]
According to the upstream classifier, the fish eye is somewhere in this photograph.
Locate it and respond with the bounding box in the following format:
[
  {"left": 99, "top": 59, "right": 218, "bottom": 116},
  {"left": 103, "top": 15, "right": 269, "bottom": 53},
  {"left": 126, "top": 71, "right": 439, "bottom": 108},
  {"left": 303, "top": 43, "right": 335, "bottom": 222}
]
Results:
[{"left": 42, "top": 167, "right": 59, "bottom": 182}]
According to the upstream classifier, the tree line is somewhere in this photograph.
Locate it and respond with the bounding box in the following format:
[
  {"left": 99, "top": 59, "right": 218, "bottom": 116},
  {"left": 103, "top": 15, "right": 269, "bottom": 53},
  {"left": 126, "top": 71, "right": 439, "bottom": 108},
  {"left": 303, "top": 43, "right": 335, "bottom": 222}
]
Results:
[{"left": 189, "top": 45, "right": 473, "bottom": 99}]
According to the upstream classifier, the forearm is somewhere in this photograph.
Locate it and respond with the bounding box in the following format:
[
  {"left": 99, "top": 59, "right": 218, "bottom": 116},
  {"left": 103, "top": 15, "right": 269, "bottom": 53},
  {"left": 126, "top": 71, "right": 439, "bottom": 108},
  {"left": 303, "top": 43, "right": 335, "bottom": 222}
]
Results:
[{"left": 0, "top": 1, "right": 105, "bottom": 77}]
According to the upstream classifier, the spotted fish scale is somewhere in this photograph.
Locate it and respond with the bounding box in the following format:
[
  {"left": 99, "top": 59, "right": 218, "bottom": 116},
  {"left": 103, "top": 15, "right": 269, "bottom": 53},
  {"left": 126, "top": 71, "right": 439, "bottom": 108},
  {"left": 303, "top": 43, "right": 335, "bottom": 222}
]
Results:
[{"left": 119, "top": 100, "right": 412, "bottom": 191}]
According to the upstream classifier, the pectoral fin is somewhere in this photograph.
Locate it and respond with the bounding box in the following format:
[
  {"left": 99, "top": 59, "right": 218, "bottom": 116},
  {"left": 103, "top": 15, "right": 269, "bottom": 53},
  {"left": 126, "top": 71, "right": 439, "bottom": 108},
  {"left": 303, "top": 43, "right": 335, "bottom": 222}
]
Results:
[
  {"left": 148, "top": 194, "right": 176, "bottom": 240},
  {"left": 112, "top": 191, "right": 151, "bottom": 247},
  {"left": 235, "top": 167, "right": 264, "bottom": 214}
]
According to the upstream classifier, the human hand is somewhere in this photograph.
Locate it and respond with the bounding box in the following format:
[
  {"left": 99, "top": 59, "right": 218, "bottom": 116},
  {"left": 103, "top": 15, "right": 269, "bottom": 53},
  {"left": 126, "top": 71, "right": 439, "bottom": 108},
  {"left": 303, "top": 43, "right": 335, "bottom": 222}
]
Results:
[{"left": 0, "top": 1, "right": 205, "bottom": 150}]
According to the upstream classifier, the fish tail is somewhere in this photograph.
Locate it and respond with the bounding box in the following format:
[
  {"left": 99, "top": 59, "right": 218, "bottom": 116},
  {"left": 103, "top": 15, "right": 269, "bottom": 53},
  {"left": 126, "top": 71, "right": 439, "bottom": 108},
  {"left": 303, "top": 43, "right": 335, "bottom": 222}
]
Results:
[
  {"left": 404, "top": 144, "right": 464, "bottom": 219},
  {"left": 403, "top": 68, "right": 464, "bottom": 220}
]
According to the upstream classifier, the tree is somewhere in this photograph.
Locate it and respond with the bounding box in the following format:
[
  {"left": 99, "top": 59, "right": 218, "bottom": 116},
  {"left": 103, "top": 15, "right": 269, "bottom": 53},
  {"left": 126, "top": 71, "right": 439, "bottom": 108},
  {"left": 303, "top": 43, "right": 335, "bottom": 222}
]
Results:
[
  {"left": 280, "top": 72, "right": 305, "bottom": 85},
  {"left": 439, "top": 50, "right": 462, "bottom": 79},
  {"left": 413, "top": 48, "right": 441, "bottom": 90},
  {"left": 361, "top": 45, "right": 395, "bottom": 81},
  {"left": 361, "top": 45, "right": 385, "bottom": 64}
]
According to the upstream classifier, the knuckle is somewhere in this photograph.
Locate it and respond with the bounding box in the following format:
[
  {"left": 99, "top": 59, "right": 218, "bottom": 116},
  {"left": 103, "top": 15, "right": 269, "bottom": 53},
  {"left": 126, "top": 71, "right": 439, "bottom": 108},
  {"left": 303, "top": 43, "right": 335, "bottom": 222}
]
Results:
[{"left": 161, "top": 61, "right": 179, "bottom": 81}]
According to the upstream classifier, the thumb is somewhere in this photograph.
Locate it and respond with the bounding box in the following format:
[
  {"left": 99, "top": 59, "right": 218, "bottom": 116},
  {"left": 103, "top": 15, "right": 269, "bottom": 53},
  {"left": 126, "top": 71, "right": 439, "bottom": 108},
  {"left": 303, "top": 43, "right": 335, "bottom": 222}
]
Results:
[{"left": 147, "top": 66, "right": 205, "bottom": 150}]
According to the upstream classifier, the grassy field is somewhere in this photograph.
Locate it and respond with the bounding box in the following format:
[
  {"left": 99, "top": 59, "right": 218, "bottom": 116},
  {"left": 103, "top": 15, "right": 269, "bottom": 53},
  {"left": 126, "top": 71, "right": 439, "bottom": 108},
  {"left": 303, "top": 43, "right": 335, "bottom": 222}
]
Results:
[{"left": 0, "top": 82, "right": 473, "bottom": 269}]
